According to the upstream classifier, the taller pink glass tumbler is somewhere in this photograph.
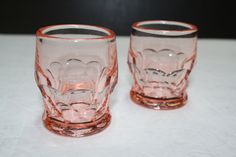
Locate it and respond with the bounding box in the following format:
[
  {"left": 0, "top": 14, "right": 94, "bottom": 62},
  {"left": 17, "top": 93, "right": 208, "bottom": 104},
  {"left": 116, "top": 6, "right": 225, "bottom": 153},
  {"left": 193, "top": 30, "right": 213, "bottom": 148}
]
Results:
[
  {"left": 128, "top": 20, "right": 197, "bottom": 110},
  {"left": 35, "top": 25, "right": 118, "bottom": 137}
]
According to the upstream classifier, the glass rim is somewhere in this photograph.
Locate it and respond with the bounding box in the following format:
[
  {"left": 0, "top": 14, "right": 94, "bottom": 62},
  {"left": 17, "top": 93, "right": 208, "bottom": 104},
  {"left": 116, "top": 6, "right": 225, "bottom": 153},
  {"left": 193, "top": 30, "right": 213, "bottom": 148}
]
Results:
[
  {"left": 132, "top": 20, "right": 198, "bottom": 36},
  {"left": 36, "top": 24, "right": 116, "bottom": 41}
]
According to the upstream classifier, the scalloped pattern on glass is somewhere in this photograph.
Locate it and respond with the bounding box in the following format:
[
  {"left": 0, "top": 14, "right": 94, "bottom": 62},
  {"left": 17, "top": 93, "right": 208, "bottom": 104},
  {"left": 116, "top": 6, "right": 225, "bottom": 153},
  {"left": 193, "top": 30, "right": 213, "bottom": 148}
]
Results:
[
  {"left": 35, "top": 24, "right": 117, "bottom": 137},
  {"left": 128, "top": 20, "right": 197, "bottom": 110}
]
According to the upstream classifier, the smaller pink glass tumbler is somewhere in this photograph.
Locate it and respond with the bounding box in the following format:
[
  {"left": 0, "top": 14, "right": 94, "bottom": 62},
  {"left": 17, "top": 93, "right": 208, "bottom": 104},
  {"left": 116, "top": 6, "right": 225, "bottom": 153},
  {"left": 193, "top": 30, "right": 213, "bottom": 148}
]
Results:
[
  {"left": 128, "top": 20, "right": 197, "bottom": 110},
  {"left": 35, "top": 24, "right": 118, "bottom": 137}
]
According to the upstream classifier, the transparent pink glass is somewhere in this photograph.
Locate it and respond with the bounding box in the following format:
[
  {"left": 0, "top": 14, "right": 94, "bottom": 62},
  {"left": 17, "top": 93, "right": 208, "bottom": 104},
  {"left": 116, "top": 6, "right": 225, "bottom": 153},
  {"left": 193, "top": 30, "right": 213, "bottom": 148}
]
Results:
[
  {"left": 128, "top": 20, "right": 197, "bottom": 110},
  {"left": 35, "top": 24, "right": 118, "bottom": 137}
]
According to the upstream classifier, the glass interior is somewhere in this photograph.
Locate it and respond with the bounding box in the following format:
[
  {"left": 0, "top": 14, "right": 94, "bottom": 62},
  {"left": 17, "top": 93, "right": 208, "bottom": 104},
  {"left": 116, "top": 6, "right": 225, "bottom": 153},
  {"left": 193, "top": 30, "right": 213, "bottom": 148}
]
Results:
[
  {"left": 140, "top": 23, "right": 190, "bottom": 31},
  {"left": 41, "top": 25, "right": 112, "bottom": 39},
  {"left": 133, "top": 21, "right": 197, "bottom": 36}
]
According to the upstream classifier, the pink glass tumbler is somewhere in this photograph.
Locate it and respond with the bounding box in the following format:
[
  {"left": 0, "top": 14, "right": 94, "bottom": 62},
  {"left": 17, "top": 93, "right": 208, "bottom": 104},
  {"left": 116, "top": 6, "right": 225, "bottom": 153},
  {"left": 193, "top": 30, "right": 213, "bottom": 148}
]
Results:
[
  {"left": 128, "top": 20, "right": 197, "bottom": 110},
  {"left": 35, "top": 24, "right": 118, "bottom": 137}
]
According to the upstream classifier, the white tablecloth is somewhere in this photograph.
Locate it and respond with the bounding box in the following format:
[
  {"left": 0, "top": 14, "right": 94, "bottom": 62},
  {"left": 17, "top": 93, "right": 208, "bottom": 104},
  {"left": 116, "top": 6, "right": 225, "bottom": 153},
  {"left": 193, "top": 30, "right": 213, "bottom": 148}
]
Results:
[{"left": 0, "top": 35, "right": 236, "bottom": 157}]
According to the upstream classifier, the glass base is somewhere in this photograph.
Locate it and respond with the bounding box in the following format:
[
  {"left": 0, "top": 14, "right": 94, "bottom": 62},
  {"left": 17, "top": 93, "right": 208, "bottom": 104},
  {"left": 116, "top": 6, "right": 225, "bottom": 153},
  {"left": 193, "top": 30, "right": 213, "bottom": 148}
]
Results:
[
  {"left": 43, "top": 112, "right": 111, "bottom": 137},
  {"left": 130, "top": 90, "right": 187, "bottom": 110}
]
